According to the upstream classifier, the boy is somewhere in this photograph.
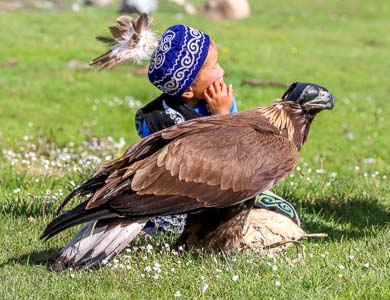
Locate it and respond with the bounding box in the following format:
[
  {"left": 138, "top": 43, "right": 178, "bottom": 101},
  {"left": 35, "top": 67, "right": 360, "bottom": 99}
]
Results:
[
  {"left": 134, "top": 24, "right": 301, "bottom": 233},
  {"left": 135, "top": 25, "right": 236, "bottom": 137}
]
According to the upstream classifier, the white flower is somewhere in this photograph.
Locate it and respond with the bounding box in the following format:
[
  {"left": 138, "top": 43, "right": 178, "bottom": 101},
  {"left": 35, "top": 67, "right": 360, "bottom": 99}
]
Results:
[
  {"left": 215, "top": 268, "right": 222, "bottom": 273},
  {"left": 70, "top": 273, "right": 75, "bottom": 278},
  {"left": 146, "top": 244, "right": 153, "bottom": 251},
  {"left": 349, "top": 255, "right": 355, "bottom": 260},
  {"left": 13, "top": 188, "right": 21, "bottom": 193},
  {"left": 174, "top": 291, "right": 181, "bottom": 297},
  {"left": 338, "top": 265, "right": 345, "bottom": 270},
  {"left": 275, "top": 280, "right": 281, "bottom": 286},
  {"left": 338, "top": 274, "right": 343, "bottom": 278},
  {"left": 171, "top": 268, "right": 176, "bottom": 272},
  {"left": 201, "top": 283, "right": 209, "bottom": 293},
  {"left": 145, "top": 266, "right": 151, "bottom": 272},
  {"left": 272, "top": 265, "right": 278, "bottom": 271},
  {"left": 232, "top": 275, "right": 239, "bottom": 281},
  {"left": 364, "top": 263, "right": 370, "bottom": 269},
  {"left": 309, "top": 252, "right": 314, "bottom": 258}
]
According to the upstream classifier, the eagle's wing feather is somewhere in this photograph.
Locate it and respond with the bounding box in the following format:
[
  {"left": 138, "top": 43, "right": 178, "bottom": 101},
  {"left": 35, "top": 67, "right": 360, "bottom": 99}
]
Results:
[
  {"left": 130, "top": 127, "right": 298, "bottom": 207},
  {"left": 57, "top": 109, "right": 294, "bottom": 213},
  {"left": 85, "top": 113, "right": 298, "bottom": 212}
]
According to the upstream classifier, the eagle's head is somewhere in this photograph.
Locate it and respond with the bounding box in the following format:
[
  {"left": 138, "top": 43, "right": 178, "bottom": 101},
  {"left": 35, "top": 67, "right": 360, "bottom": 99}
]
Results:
[{"left": 281, "top": 82, "right": 335, "bottom": 114}]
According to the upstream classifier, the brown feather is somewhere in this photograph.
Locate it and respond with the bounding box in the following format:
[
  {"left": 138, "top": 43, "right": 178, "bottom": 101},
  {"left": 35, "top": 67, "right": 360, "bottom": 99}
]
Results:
[
  {"left": 108, "top": 26, "right": 122, "bottom": 39},
  {"left": 134, "top": 13, "right": 149, "bottom": 34},
  {"left": 90, "top": 14, "right": 155, "bottom": 70},
  {"left": 83, "top": 107, "right": 299, "bottom": 211}
]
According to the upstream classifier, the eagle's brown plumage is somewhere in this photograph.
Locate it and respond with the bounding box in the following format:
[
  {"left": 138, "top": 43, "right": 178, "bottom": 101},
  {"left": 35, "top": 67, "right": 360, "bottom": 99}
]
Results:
[{"left": 41, "top": 89, "right": 334, "bottom": 270}]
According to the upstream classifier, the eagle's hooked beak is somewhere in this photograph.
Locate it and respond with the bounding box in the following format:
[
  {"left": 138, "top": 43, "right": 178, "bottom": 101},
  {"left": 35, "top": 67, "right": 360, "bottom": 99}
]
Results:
[{"left": 299, "top": 86, "right": 335, "bottom": 113}]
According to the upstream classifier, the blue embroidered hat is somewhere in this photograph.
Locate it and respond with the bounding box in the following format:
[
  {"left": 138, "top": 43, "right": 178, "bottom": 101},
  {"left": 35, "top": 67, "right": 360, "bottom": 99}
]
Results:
[{"left": 148, "top": 24, "right": 210, "bottom": 97}]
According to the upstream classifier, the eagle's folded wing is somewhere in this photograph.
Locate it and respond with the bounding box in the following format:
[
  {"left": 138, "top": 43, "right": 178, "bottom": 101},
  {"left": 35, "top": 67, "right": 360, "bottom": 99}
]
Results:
[{"left": 86, "top": 117, "right": 299, "bottom": 213}]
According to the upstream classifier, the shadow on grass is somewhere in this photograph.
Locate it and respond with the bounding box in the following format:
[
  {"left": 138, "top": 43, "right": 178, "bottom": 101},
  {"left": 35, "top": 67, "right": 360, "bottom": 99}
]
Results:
[
  {"left": 0, "top": 248, "right": 58, "bottom": 269},
  {"left": 301, "top": 196, "right": 389, "bottom": 240}
]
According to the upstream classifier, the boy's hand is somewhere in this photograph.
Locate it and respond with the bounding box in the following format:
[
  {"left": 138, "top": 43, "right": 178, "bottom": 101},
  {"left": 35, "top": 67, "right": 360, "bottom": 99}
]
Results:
[{"left": 204, "top": 79, "right": 234, "bottom": 115}]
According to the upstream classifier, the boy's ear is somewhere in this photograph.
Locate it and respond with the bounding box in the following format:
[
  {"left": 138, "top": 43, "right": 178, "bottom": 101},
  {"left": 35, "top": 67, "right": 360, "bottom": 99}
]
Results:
[{"left": 181, "top": 86, "right": 194, "bottom": 99}]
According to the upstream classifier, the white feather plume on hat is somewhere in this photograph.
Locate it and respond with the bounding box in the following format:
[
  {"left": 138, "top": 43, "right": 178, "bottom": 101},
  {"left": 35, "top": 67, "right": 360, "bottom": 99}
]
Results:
[{"left": 90, "top": 14, "right": 159, "bottom": 70}]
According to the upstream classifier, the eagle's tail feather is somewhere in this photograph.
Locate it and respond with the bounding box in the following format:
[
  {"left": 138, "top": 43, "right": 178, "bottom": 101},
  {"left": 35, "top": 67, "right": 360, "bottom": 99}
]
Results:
[
  {"left": 50, "top": 219, "right": 146, "bottom": 271},
  {"left": 56, "top": 173, "right": 108, "bottom": 216},
  {"left": 41, "top": 201, "right": 120, "bottom": 241}
]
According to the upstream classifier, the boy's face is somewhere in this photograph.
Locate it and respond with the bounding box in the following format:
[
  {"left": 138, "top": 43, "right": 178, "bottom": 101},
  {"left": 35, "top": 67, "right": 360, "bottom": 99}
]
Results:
[{"left": 189, "top": 40, "right": 225, "bottom": 99}]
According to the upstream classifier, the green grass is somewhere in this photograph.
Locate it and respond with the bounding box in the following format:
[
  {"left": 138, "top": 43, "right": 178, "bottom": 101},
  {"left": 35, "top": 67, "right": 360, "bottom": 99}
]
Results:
[{"left": 0, "top": 0, "right": 389, "bottom": 299}]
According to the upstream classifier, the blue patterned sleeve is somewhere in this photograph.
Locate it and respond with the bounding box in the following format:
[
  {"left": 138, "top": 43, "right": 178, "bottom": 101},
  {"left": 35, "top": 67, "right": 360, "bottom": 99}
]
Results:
[
  {"left": 137, "top": 120, "right": 152, "bottom": 138},
  {"left": 230, "top": 97, "right": 238, "bottom": 113}
]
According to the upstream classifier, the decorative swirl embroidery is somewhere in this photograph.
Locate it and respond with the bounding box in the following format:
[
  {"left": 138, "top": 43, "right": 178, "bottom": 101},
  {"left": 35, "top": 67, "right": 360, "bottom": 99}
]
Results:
[
  {"left": 255, "top": 192, "right": 301, "bottom": 226},
  {"left": 149, "top": 30, "right": 175, "bottom": 73},
  {"left": 161, "top": 28, "right": 205, "bottom": 95},
  {"left": 149, "top": 25, "right": 208, "bottom": 96},
  {"left": 162, "top": 99, "right": 185, "bottom": 124}
]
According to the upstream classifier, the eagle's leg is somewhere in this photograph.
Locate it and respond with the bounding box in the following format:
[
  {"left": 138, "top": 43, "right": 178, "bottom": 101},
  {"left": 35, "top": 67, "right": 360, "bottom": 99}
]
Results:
[{"left": 177, "top": 198, "right": 255, "bottom": 252}]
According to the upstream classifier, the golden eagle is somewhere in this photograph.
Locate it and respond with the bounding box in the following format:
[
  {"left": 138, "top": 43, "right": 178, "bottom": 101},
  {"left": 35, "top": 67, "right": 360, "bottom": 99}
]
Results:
[{"left": 41, "top": 83, "right": 334, "bottom": 270}]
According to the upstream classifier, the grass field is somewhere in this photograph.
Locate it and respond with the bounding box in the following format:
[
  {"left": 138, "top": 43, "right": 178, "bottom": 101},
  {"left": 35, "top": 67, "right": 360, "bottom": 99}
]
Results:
[{"left": 0, "top": 0, "right": 389, "bottom": 299}]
